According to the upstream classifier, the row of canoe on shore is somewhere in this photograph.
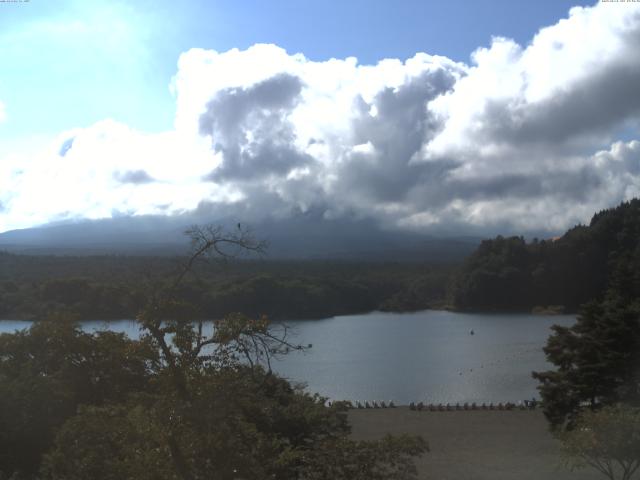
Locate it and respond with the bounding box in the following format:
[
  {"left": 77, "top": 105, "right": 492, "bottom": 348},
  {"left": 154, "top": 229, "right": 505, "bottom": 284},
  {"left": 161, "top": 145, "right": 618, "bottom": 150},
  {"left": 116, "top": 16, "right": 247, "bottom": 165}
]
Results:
[
  {"left": 325, "top": 400, "right": 396, "bottom": 409},
  {"left": 408, "top": 400, "right": 539, "bottom": 411},
  {"left": 324, "top": 399, "right": 540, "bottom": 410}
]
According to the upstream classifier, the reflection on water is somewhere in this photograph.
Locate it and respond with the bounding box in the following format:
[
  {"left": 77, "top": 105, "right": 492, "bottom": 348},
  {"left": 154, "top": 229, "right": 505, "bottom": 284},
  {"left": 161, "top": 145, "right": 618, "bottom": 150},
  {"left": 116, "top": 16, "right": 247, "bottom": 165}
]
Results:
[{"left": 0, "top": 310, "right": 574, "bottom": 404}]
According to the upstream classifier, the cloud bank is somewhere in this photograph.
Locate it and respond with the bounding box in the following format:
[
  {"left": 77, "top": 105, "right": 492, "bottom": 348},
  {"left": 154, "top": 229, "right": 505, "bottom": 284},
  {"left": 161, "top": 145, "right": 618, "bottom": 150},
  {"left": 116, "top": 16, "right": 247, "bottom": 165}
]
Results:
[{"left": 1, "top": 2, "right": 640, "bottom": 235}]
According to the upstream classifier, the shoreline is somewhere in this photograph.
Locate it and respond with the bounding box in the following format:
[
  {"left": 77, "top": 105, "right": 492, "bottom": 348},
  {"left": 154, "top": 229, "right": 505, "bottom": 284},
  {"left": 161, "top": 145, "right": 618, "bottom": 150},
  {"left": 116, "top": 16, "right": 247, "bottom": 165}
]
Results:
[{"left": 0, "top": 305, "right": 576, "bottom": 322}]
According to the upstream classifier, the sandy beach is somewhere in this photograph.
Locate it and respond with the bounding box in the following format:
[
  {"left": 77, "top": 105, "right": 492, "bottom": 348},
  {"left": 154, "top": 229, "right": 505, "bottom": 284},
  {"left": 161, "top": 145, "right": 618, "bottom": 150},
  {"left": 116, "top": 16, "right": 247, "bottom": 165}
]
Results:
[{"left": 349, "top": 408, "right": 602, "bottom": 480}]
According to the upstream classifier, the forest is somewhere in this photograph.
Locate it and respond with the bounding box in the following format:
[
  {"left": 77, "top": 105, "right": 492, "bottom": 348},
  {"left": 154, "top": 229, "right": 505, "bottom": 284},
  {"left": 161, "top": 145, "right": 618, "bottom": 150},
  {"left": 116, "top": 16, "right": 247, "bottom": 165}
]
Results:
[
  {"left": 3, "top": 200, "right": 640, "bottom": 322},
  {"left": 449, "top": 199, "right": 640, "bottom": 313},
  {"left": 0, "top": 252, "right": 453, "bottom": 321}
]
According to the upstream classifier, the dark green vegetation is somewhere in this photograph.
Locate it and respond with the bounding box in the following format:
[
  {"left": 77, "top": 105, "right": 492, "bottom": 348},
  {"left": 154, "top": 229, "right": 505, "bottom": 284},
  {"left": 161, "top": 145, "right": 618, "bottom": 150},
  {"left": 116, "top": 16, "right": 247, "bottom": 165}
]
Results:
[
  {"left": 533, "top": 290, "right": 640, "bottom": 429},
  {"left": 559, "top": 405, "right": 640, "bottom": 480},
  {"left": 0, "top": 227, "right": 426, "bottom": 480},
  {"left": 450, "top": 199, "right": 640, "bottom": 313},
  {"left": 0, "top": 320, "right": 425, "bottom": 480},
  {"left": 528, "top": 203, "right": 640, "bottom": 479},
  {"left": 0, "top": 252, "right": 453, "bottom": 321},
  {"left": 6, "top": 200, "right": 640, "bottom": 322}
]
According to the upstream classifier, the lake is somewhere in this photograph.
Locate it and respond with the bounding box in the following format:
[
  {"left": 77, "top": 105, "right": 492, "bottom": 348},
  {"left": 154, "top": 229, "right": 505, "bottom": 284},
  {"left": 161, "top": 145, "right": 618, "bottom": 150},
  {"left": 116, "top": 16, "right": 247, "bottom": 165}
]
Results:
[{"left": 0, "top": 310, "right": 574, "bottom": 405}]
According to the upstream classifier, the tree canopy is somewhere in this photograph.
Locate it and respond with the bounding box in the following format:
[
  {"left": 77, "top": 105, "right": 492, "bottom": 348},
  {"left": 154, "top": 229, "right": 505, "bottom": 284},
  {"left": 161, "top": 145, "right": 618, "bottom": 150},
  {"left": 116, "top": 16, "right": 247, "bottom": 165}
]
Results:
[
  {"left": 0, "top": 251, "right": 452, "bottom": 322},
  {"left": 533, "top": 293, "right": 640, "bottom": 429},
  {"left": 560, "top": 404, "right": 640, "bottom": 480},
  {"left": 450, "top": 199, "right": 640, "bottom": 312},
  {"left": 0, "top": 225, "right": 427, "bottom": 480}
]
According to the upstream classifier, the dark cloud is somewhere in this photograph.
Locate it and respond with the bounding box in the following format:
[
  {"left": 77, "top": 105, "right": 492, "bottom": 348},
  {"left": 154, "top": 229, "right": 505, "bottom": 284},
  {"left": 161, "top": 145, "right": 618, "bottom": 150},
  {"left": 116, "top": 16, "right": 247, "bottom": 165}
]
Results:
[
  {"left": 482, "top": 59, "right": 640, "bottom": 147},
  {"left": 166, "top": 25, "right": 640, "bottom": 237},
  {"left": 113, "top": 169, "right": 155, "bottom": 184},
  {"left": 403, "top": 7, "right": 640, "bottom": 232},
  {"left": 199, "top": 73, "right": 303, "bottom": 140},
  {"left": 334, "top": 69, "right": 459, "bottom": 206},
  {"left": 200, "top": 73, "right": 312, "bottom": 182},
  {"left": 192, "top": 50, "right": 635, "bottom": 235},
  {"left": 437, "top": 166, "right": 603, "bottom": 205}
]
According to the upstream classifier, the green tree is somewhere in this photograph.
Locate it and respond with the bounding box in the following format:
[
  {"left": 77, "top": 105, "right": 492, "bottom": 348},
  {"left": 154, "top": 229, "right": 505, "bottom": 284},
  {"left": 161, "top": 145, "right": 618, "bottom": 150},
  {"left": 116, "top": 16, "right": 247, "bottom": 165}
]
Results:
[
  {"left": 0, "top": 315, "right": 156, "bottom": 479},
  {"left": 533, "top": 294, "right": 640, "bottom": 429},
  {"left": 450, "top": 199, "right": 640, "bottom": 312},
  {"left": 1, "top": 225, "right": 428, "bottom": 480},
  {"left": 560, "top": 404, "right": 640, "bottom": 480}
]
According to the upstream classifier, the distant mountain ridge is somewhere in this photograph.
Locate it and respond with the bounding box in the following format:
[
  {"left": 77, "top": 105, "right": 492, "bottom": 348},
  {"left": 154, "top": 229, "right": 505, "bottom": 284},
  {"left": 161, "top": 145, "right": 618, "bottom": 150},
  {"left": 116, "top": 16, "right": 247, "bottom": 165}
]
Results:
[{"left": 0, "top": 214, "right": 481, "bottom": 262}]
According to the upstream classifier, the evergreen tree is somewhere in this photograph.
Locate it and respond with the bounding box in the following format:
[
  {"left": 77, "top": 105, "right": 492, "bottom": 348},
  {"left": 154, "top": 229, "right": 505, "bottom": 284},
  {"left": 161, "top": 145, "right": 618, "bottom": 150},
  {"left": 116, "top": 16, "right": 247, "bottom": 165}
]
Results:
[
  {"left": 451, "top": 199, "right": 640, "bottom": 312},
  {"left": 533, "top": 293, "right": 640, "bottom": 429}
]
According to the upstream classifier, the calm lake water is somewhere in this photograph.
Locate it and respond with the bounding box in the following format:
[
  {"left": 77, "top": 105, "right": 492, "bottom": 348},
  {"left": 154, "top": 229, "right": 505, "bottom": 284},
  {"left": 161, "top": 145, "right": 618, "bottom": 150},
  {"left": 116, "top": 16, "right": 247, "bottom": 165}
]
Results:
[{"left": 0, "top": 310, "right": 574, "bottom": 405}]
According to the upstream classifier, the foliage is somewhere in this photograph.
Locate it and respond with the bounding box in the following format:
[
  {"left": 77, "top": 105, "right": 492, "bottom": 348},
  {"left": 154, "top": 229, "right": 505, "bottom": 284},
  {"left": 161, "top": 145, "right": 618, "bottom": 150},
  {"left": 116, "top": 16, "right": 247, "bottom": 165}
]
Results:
[
  {"left": 0, "top": 250, "right": 453, "bottom": 321},
  {"left": 0, "top": 318, "right": 156, "bottom": 478},
  {"left": 560, "top": 404, "right": 640, "bottom": 480},
  {"left": 533, "top": 294, "right": 640, "bottom": 429},
  {"left": 450, "top": 199, "right": 640, "bottom": 312},
  {"left": 0, "top": 225, "right": 427, "bottom": 480}
]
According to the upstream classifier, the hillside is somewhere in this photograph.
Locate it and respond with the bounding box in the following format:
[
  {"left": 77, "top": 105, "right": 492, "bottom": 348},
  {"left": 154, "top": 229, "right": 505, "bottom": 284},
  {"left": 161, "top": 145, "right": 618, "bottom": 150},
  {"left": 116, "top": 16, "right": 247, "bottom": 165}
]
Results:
[
  {"left": 0, "top": 213, "right": 479, "bottom": 262},
  {"left": 450, "top": 199, "right": 640, "bottom": 312}
]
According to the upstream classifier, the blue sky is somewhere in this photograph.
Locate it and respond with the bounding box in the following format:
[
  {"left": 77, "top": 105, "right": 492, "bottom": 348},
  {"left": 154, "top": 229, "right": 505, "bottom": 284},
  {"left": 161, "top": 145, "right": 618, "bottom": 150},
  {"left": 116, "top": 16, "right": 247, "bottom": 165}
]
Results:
[
  {"left": 0, "top": 0, "right": 593, "bottom": 136},
  {"left": 1, "top": 1, "right": 639, "bottom": 234}
]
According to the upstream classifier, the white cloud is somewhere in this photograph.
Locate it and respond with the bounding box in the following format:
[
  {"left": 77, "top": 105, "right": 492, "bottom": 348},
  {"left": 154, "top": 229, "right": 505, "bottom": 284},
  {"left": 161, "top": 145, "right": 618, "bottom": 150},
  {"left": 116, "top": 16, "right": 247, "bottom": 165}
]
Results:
[
  {"left": 0, "top": 120, "right": 237, "bottom": 232},
  {"left": 2, "top": 2, "right": 640, "bottom": 235},
  {"left": 424, "top": 2, "right": 640, "bottom": 158}
]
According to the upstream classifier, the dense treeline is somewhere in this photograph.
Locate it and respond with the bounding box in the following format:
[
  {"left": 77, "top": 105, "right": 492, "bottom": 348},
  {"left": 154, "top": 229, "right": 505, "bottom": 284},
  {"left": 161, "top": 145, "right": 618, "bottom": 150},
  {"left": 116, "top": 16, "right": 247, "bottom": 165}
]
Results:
[
  {"left": 0, "top": 253, "right": 454, "bottom": 320},
  {"left": 0, "top": 226, "right": 426, "bottom": 479},
  {"left": 5, "top": 199, "right": 640, "bottom": 320},
  {"left": 531, "top": 233, "right": 640, "bottom": 477},
  {"left": 450, "top": 199, "right": 640, "bottom": 312}
]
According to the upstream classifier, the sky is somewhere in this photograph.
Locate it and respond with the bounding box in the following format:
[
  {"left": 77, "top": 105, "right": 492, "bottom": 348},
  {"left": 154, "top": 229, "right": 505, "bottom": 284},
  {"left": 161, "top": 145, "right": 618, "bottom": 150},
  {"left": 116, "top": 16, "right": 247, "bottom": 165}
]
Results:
[{"left": 1, "top": 0, "right": 639, "bottom": 236}]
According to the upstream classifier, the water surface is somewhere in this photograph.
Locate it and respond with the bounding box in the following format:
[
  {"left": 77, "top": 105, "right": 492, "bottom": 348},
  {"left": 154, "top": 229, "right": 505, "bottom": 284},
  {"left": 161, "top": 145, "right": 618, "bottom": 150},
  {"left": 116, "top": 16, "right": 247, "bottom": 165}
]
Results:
[{"left": 0, "top": 310, "right": 573, "bottom": 404}]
